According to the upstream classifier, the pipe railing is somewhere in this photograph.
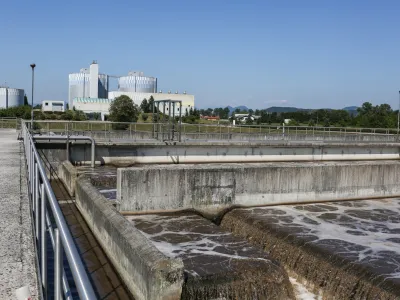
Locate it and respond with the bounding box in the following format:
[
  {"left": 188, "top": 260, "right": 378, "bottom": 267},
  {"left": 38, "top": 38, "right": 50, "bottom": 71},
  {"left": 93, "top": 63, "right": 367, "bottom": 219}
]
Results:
[
  {"left": 33, "top": 135, "right": 96, "bottom": 168},
  {"left": 22, "top": 123, "right": 96, "bottom": 299},
  {"left": 26, "top": 120, "right": 400, "bottom": 143}
]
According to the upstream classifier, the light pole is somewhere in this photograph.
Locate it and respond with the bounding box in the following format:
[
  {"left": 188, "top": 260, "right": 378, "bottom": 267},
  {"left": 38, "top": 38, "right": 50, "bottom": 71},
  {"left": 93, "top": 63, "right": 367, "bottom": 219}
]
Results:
[{"left": 30, "top": 63, "right": 36, "bottom": 129}]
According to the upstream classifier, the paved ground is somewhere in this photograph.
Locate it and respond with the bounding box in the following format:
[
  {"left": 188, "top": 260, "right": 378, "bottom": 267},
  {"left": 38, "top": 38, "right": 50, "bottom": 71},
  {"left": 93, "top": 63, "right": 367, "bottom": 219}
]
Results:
[{"left": 0, "top": 130, "right": 38, "bottom": 299}]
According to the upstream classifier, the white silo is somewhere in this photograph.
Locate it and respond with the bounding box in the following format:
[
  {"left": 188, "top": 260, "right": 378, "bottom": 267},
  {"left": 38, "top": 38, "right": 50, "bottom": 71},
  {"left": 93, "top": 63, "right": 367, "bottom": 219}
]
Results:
[
  {"left": 0, "top": 86, "right": 25, "bottom": 108},
  {"left": 118, "top": 71, "right": 157, "bottom": 93},
  {"left": 68, "top": 62, "right": 108, "bottom": 108}
]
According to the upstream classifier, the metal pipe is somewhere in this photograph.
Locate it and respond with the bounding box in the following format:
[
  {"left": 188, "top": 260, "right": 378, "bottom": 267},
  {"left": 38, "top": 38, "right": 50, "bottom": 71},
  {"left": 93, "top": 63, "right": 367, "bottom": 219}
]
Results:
[
  {"left": 179, "top": 102, "right": 182, "bottom": 142},
  {"left": 33, "top": 135, "right": 95, "bottom": 168},
  {"left": 35, "top": 164, "right": 40, "bottom": 240},
  {"left": 398, "top": 90, "right": 400, "bottom": 140},
  {"left": 41, "top": 184, "right": 47, "bottom": 298},
  {"left": 30, "top": 63, "right": 36, "bottom": 129},
  {"left": 54, "top": 228, "right": 62, "bottom": 300},
  {"left": 100, "top": 153, "right": 400, "bottom": 165}
]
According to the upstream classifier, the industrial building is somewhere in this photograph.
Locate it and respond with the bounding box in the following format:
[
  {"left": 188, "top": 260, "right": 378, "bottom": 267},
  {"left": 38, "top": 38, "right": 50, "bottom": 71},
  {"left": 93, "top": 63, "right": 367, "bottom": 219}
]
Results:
[
  {"left": 72, "top": 98, "right": 111, "bottom": 120},
  {"left": 68, "top": 61, "right": 108, "bottom": 108},
  {"left": 42, "top": 100, "right": 65, "bottom": 112},
  {"left": 69, "top": 61, "right": 195, "bottom": 118},
  {"left": 0, "top": 86, "right": 24, "bottom": 109},
  {"left": 108, "top": 91, "right": 194, "bottom": 117}
]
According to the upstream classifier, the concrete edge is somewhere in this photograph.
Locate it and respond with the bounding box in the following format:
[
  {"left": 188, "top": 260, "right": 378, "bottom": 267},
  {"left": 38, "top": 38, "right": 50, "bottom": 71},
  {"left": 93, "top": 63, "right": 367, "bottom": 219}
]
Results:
[
  {"left": 75, "top": 176, "right": 184, "bottom": 300},
  {"left": 57, "top": 160, "right": 77, "bottom": 196}
]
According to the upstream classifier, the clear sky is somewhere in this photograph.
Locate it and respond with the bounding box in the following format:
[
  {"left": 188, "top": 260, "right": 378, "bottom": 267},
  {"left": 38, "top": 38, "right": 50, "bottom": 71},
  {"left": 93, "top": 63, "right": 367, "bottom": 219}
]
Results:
[{"left": 1, "top": 0, "right": 400, "bottom": 109}]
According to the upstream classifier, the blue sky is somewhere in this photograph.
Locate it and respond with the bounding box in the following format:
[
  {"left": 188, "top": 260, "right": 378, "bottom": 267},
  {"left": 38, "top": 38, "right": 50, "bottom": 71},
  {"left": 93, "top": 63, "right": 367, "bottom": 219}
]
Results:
[{"left": 1, "top": 0, "right": 400, "bottom": 109}]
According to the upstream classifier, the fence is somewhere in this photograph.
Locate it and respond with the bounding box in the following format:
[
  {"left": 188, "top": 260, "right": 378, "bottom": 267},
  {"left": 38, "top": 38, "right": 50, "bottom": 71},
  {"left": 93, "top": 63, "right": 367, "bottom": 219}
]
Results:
[
  {"left": 31, "top": 120, "right": 400, "bottom": 143},
  {"left": 0, "top": 117, "right": 20, "bottom": 129},
  {"left": 22, "top": 122, "right": 96, "bottom": 299}
]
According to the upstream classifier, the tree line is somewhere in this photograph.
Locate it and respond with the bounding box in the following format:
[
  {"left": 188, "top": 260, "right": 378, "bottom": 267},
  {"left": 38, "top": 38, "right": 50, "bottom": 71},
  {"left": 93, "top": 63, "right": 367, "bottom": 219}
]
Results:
[
  {"left": 3, "top": 95, "right": 398, "bottom": 129},
  {"left": 198, "top": 102, "right": 399, "bottom": 128}
]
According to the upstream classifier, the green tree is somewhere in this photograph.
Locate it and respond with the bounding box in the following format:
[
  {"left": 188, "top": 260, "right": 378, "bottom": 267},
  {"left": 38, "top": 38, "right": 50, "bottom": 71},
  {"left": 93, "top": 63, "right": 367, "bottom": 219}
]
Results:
[
  {"left": 109, "top": 95, "right": 139, "bottom": 129},
  {"left": 140, "top": 98, "right": 149, "bottom": 113},
  {"left": 24, "top": 95, "right": 29, "bottom": 106},
  {"left": 245, "top": 116, "right": 253, "bottom": 125},
  {"left": 148, "top": 96, "right": 155, "bottom": 113}
]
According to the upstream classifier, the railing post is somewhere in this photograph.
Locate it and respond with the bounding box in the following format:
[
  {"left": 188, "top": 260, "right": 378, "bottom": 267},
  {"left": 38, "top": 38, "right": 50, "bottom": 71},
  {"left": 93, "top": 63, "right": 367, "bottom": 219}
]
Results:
[
  {"left": 41, "top": 184, "right": 47, "bottom": 299},
  {"left": 35, "top": 163, "right": 40, "bottom": 240},
  {"left": 54, "top": 229, "right": 62, "bottom": 300}
]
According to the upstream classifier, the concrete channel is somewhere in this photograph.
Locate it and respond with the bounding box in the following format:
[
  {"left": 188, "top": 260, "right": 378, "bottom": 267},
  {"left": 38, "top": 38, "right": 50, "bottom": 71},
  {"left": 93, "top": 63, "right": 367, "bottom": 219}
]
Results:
[{"left": 36, "top": 139, "right": 400, "bottom": 299}]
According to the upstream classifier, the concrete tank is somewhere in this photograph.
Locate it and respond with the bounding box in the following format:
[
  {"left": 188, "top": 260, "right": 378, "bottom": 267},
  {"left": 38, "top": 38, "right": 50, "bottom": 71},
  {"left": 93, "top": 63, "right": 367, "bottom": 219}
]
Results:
[
  {"left": 0, "top": 87, "right": 24, "bottom": 108},
  {"left": 118, "top": 71, "right": 157, "bottom": 93}
]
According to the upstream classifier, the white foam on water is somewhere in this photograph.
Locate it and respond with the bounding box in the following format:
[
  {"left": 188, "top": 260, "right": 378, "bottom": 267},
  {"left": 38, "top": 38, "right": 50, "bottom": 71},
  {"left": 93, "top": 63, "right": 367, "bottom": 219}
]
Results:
[
  {"left": 98, "top": 188, "right": 117, "bottom": 193},
  {"left": 290, "top": 277, "right": 322, "bottom": 300},
  {"left": 247, "top": 198, "right": 400, "bottom": 279},
  {"left": 128, "top": 214, "right": 270, "bottom": 262}
]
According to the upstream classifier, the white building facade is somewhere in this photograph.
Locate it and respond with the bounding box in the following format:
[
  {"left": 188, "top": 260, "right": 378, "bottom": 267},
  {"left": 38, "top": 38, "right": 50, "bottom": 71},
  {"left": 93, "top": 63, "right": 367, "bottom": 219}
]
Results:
[
  {"left": 108, "top": 91, "right": 194, "bottom": 116},
  {"left": 42, "top": 100, "right": 65, "bottom": 112}
]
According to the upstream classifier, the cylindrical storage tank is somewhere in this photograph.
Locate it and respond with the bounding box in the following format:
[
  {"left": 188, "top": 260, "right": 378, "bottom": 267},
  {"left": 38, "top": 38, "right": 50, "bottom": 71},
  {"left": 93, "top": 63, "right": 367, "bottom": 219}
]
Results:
[
  {"left": 68, "top": 73, "right": 109, "bottom": 107},
  {"left": 98, "top": 74, "right": 108, "bottom": 99},
  {"left": 118, "top": 72, "right": 157, "bottom": 93},
  {"left": 68, "top": 73, "right": 90, "bottom": 108},
  {"left": 0, "top": 87, "right": 24, "bottom": 108}
]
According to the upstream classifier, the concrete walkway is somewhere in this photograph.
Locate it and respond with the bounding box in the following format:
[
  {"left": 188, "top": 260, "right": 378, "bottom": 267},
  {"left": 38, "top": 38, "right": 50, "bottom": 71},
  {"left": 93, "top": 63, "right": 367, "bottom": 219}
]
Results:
[{"left": 0, "top": 130, "right": 38, "bottom": 299}]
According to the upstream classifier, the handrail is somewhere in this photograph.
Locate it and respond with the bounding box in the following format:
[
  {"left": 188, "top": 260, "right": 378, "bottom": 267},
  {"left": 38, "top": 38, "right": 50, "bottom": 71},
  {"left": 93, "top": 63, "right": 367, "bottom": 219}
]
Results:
[
  {"left": 30, "top": 119, "right": 400, "bottom": 134},
  {"left": 33, "top": 135, "right": 96, "bottom": 168},
  {"left": 22, "top": 123, "right": 96, "bottom": 299}
]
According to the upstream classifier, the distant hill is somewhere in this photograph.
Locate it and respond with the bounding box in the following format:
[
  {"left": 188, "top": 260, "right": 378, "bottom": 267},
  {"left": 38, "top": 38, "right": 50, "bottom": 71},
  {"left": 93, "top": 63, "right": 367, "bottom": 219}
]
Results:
[
  {"left": 265, "top": 106, "right": 304, "bottom": 113},
  {"left": 204, "top": 105, "right": 359, "bottom": 115},
  {"left": 226, "top": 105, "right": 249, "bottom": 115},
  {"left": 343, "top": 106, "right": 358, "bottom": 111}
]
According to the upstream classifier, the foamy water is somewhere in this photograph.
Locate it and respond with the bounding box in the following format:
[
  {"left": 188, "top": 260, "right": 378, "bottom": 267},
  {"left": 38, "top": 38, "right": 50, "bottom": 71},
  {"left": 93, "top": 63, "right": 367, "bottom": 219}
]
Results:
[
  {"left": 245, "top": 198, "right": 400, "bottom": 282},
  {"left": 289, "top": 277, "right": 322, "bottom": 300}
]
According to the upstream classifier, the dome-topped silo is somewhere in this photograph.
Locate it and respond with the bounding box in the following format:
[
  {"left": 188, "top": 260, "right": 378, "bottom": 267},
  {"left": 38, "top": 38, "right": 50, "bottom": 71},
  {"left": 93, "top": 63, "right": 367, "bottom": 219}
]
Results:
[{"left": 118, "top": 71, "right": 157, "bottom": 93}]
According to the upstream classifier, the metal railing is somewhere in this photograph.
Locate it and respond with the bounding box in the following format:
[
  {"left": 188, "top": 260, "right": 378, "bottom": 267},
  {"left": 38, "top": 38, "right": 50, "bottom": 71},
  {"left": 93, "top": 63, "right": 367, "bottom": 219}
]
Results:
[
  {"left": 30, "top": 120, "right": 400, "bottom": 143},
  {"left": 22, "top": 122, "right": 96, "bottom": 299},
  {"left": 0, "top": 117, "right": 20, "bottom": 129}
]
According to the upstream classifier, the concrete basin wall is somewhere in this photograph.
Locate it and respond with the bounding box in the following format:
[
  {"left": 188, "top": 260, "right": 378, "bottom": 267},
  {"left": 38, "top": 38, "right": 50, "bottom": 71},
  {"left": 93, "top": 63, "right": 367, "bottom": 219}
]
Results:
[
  {"left": 75, "top": 176, "right": 184, "bottom": 300},
  {"left": 66, "top": 141, "right": 400, "bottom": 166},
  {"left": 117, "top": 161, "right": 400, "bottom": 214},
  {"left": 57, "top": 161, "right": 77, "bottom": 196}
]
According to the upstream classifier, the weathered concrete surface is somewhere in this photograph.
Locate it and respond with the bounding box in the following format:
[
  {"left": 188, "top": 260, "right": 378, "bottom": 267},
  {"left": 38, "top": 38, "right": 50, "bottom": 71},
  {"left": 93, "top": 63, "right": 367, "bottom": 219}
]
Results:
[
  {"left": 0, "top": 130, "right": 38, "bottom": 299},
  {"left": 75, "top": 176, "right": 184, "bottom": 300},
  {"left": 117, "top": 161, "right": 400, "bottom": 215},
  {"left": 37, "top": 140, "right": 400, "bottom": 166},
  {"left": 57, "top": 160, "right": 78, "bottom": 196},
  {"left": 220, "top": 199, "right": 400, "bottom": 299},
  {"left": 127, "top": 212, "right": 295, "bottom": 300}
]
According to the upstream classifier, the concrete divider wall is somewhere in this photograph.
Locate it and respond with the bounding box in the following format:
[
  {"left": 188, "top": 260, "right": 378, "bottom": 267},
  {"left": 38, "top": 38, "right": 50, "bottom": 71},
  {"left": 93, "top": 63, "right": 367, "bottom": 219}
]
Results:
[
  {"left": 117, "top": 161, "right": 400, "bottom": 214},
  {"left": 66, "top": 141, "right": 400, "bottom": 166},
  {"left": 75, "top": 177, "right": 184, "bottom": 300},
  {"left": 57, "top": 161, "right": 78, "bottom": 196}
]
